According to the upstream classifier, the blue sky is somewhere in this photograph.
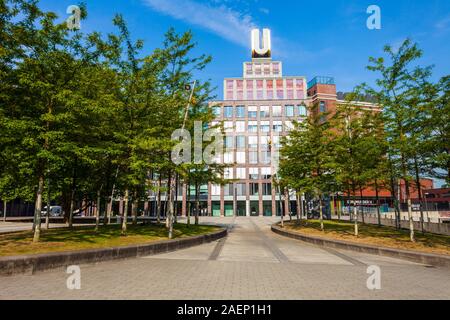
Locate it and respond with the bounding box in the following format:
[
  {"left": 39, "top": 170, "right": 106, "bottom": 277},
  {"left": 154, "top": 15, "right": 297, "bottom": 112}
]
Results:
[
  {"left": 34, "top": 0, "right": 450, "bottom": 187},
  {"left": 39, "top": 0, "right": 450, "bottom": 98}
]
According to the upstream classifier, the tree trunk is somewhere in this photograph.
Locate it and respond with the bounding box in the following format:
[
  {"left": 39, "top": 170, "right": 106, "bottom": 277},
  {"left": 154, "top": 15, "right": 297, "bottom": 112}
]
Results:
[
  {"left": 33, "top": 175, "right": 44, "bottom": 243},
  {"left": 319, "top": 194, "right": 324, "bottom": 231},
  {"left": 279, "top": 186, "right": 284, "bottom": 228},
  {"left": 359, "top": 186, "right": 365, "bottom": 224},
  {"left": 122, "top": 189, "right": 129, "bottom": 236},
  {"left": 347, "top": 189, "right": 352, "bottom": 223},
  {"left": 68, "top": 188, "right": 75, "bottom": 229},
  {"left": 195, "top": 183, "right": 200, "bottom": 226},
  {"left": 353, "top": 186, "right": 358, "bottom": 237},
  {"left": 287, "top": 189, "right": 292, "bottom": 222},
  {"left": 132, "top": 191, "right": 138, "bottom": 226},
  {"left": 106, "top": 167, "right": 119, "bottom": 225},
  {"left": 401, "top": 155, "right": 415, "bottom": 242},
  {"left": 2, "top": 200, "right": 6, "bottom": 222},
  {"left": 414, "top": 156, "right": 425, "bottom": 233},
  {"left": 166, "top": 172, "right": 172, "bottom": 229},
  {"left": 187, "top": 181, "right": 191, "bottom": 227},
  {"left": 167, "top": 173, "right": 175, "bottom": 239},
  {"left": 45, "top": 175, "right": 51, "bottom": 229},
  {"left": 375, "top": 179, "right": 381, "bottom": 227},
  {"left": 296, "top": 192, "right": 301, "bottom": 225},
  {"left": 156, "top": 176, "right": 162, "bottom": 225},
  {"left": 95, "top": 190, "right": 101, "bottom": 232},
  {"left": 174, "top": 174, "right": 179, "bottom": 224}
]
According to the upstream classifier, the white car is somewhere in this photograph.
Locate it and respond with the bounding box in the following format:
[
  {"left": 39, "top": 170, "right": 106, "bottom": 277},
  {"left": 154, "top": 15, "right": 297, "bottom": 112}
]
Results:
[{"left": 42, "top": 206, "right": 63, "bottom": 217}]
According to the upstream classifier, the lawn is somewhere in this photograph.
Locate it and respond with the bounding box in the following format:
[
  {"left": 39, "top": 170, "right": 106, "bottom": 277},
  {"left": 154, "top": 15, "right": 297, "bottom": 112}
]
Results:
[
  {"left": 284, "top": 220, "right": 450, "bottom": 256},
  {"left": 0, "top": 223, "right": 220, "bottom": 257}
]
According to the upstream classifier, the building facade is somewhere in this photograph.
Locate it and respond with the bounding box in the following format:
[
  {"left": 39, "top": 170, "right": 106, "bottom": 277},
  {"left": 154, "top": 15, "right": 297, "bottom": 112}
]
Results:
[{"left": 201, "top": 28, "right": 377, "bottom": 217}]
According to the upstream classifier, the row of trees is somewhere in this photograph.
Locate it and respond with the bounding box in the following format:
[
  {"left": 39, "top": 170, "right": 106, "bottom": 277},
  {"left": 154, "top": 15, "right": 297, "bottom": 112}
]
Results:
[
  {"left": 279, "top": 39, "right": 449, "bottom": 242},
  {"left": 0, "top": 0, "right": 224, "bottom": 241}
]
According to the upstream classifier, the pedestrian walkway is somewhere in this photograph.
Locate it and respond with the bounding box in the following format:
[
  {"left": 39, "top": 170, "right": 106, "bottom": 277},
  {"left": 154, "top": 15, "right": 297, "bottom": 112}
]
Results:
[{"left": 1, "top": 217, "right": 449, "bottom": 300}]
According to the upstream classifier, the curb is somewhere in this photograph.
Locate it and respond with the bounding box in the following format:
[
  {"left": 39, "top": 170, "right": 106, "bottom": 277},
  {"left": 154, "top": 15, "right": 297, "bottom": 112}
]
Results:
[
  {"left": 0, "top": 228, "right": 227, "bottom": 276},
  {"left": 271, "top": 225, "right": 450, "bottom": 268}
]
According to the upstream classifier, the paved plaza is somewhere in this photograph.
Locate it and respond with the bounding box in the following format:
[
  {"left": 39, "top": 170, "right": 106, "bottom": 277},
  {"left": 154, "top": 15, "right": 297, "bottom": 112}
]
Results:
[{"left": 0, "top": 217, "right": 449, "bottom": 300}]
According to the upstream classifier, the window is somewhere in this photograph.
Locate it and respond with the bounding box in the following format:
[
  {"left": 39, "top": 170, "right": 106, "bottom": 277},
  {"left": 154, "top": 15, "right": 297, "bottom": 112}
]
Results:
[
  {"left": 212, "top": 106, "right": 221, "bottom": 117},
  {"left": 261, "top": 168, "right": 272, "bottom": 180},
  {"left": 320, "top": 101, "right": 327, "bottom": 113},
  {"left": 277, "top": 90, "right": 284, "bottom": 99},
  {"left": 224, "top": 106, "right": 233, "bottom": 118},
  {"left": 246, "top": 63, "right": 253, "bottom": 75},
  {"left": 262, "top": 183, "right": 272, "bottom": 196},
  {"left": 287, "top": 90, "right": 294, "bottom": 99},
  {"left": 260, "top": 106, "right": 270, "bottom": 118},
  {"left": 260, "top": 121, "right": 270, "bottom": 133},
  {"left": 298, "top": 105, "right": 307, "bottom": 117},
  {"left": 248, "top": 106, "right": 258, "bottom": 119},
  {"left": 273, "top": 63, "right": 280, "bottom": 75},
  {"left": 272, "top": 136, "right": 281, "bottom": 148},
  {"left": 211, "top": 185, "right": 221, "bottom": 196},
  {"left": 224, "top": 121, "right": 233, "bottom": 133},
  {"left": 223, "top": 184, "right": 233, "bottom": 196},
  {"left": 285, "top": 105, "right": 295, "bottom": 117},
  {"left": 226, "top": 80, "right": 234, "bottom": 90},
  {"left": 260, "top": 136, "right": 270, "bottom": 150},
  {"left": 236, "top": 121, "right": 245, "bottom": 133},
  {"left": 224, "top": 136, "right": 234, "bottom": 149},
  {"left": 236, "top": 152, "right": 246, "bottom": 164},
  {"left": 236, "top": 136, "right": 246, "bottom": 149},
  {"left": 248, "top": 121, "right": 258, "bottom": 133},
  {"left": 250, "top": 183, "right": 259, "bottom": 196},
  {"left": 246, "top": 80, "right": 254, "bottom": 100},
  {"left": 236, "top": 183, "right": 246, "bottom": 196},
  {"left": 255, "top": 63, "right": 261, "bottom": 75},
  {"left": 261, "top": 151, "right": 271, "bottom": 164},
  {"left": 248, "top": 136, "right": 258, "bottom": 149},
  {"left": 236, "top": 168, "right": 246, "bottom": 179},
  {"left": 273, "top": 121, "right": 283, "bottom": 132},
  {"left": 224, "top": 168, "right": 234, "bottom": 179},
  {"left": 257, "top": 80, "right": 264, "bottom": 99},
  {"left": 236, "top": 106, "right": 245, "bottom": 118},
  {"left": 224, "top": 152, "right": 234, "bottom": 164},
  {"left": 272, "top": 105, "right": 282, "bottom": 117},
  {"left": 249, "top": 168, "right": 259, "bottom": 180},
  {"left": 266, "top": 81, "right": 274, "bottom": 99},
  {"left": 249, "top": 151, "right": 258, "bottom": 164}
]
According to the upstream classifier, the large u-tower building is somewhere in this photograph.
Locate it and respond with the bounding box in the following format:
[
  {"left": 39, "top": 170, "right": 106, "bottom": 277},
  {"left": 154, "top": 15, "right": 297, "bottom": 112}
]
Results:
[{"left": 151, "top": 28, "right": 377, "bottom": 218}]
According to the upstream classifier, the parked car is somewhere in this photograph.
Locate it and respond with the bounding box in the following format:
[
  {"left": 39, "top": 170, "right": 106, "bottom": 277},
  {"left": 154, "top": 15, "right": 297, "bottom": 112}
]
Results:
[{"left": 42, "top": 206, "right": 63, "bottom": 217}]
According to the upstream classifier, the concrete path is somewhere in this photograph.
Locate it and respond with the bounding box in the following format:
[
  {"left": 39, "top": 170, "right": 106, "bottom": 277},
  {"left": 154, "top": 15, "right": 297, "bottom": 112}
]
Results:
[{"left": 1, "top": 217, "right": 449, "bottom": 300}]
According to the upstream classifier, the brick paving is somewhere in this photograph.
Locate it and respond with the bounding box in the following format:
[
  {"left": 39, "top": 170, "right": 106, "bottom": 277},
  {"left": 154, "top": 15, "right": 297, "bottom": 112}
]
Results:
[{"left": 0, "top": 217, "right": 449, "bottom": 300}]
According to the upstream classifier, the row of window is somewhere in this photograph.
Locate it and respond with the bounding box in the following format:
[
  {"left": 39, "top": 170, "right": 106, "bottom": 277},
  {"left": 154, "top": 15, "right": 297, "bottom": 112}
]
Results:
[
  {"left": 223, "top": 167, "right": 272, "bottom": 180},
  {"left": 214, "top": 121, "right": 294, "bottom": 134},
  {"left": 216, "top": 151, "right": 273, "bottom": 165},
  {"left": 223, "top": 135, "right": 281, "bottom": 149},
  {"left": 213, "top": 183, "right": 273, "bottom": 196},
  {"left": 213, "top": 105, "right": 308, "bottom": 119},
  {"left": 244, "top": 62, "right": 281, "bottom": 76}
]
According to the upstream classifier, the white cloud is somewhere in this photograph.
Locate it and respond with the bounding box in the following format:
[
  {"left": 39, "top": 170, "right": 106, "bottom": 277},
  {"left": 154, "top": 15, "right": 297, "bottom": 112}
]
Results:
[{"left": 142, "top": 0, "right": 256, "bottom": 48}]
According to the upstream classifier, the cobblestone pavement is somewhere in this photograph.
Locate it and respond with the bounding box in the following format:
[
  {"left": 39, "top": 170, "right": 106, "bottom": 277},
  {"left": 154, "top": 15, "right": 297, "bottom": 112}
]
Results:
[{"left": 1, "top": 217, "right": 449, "bottom": 300}]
